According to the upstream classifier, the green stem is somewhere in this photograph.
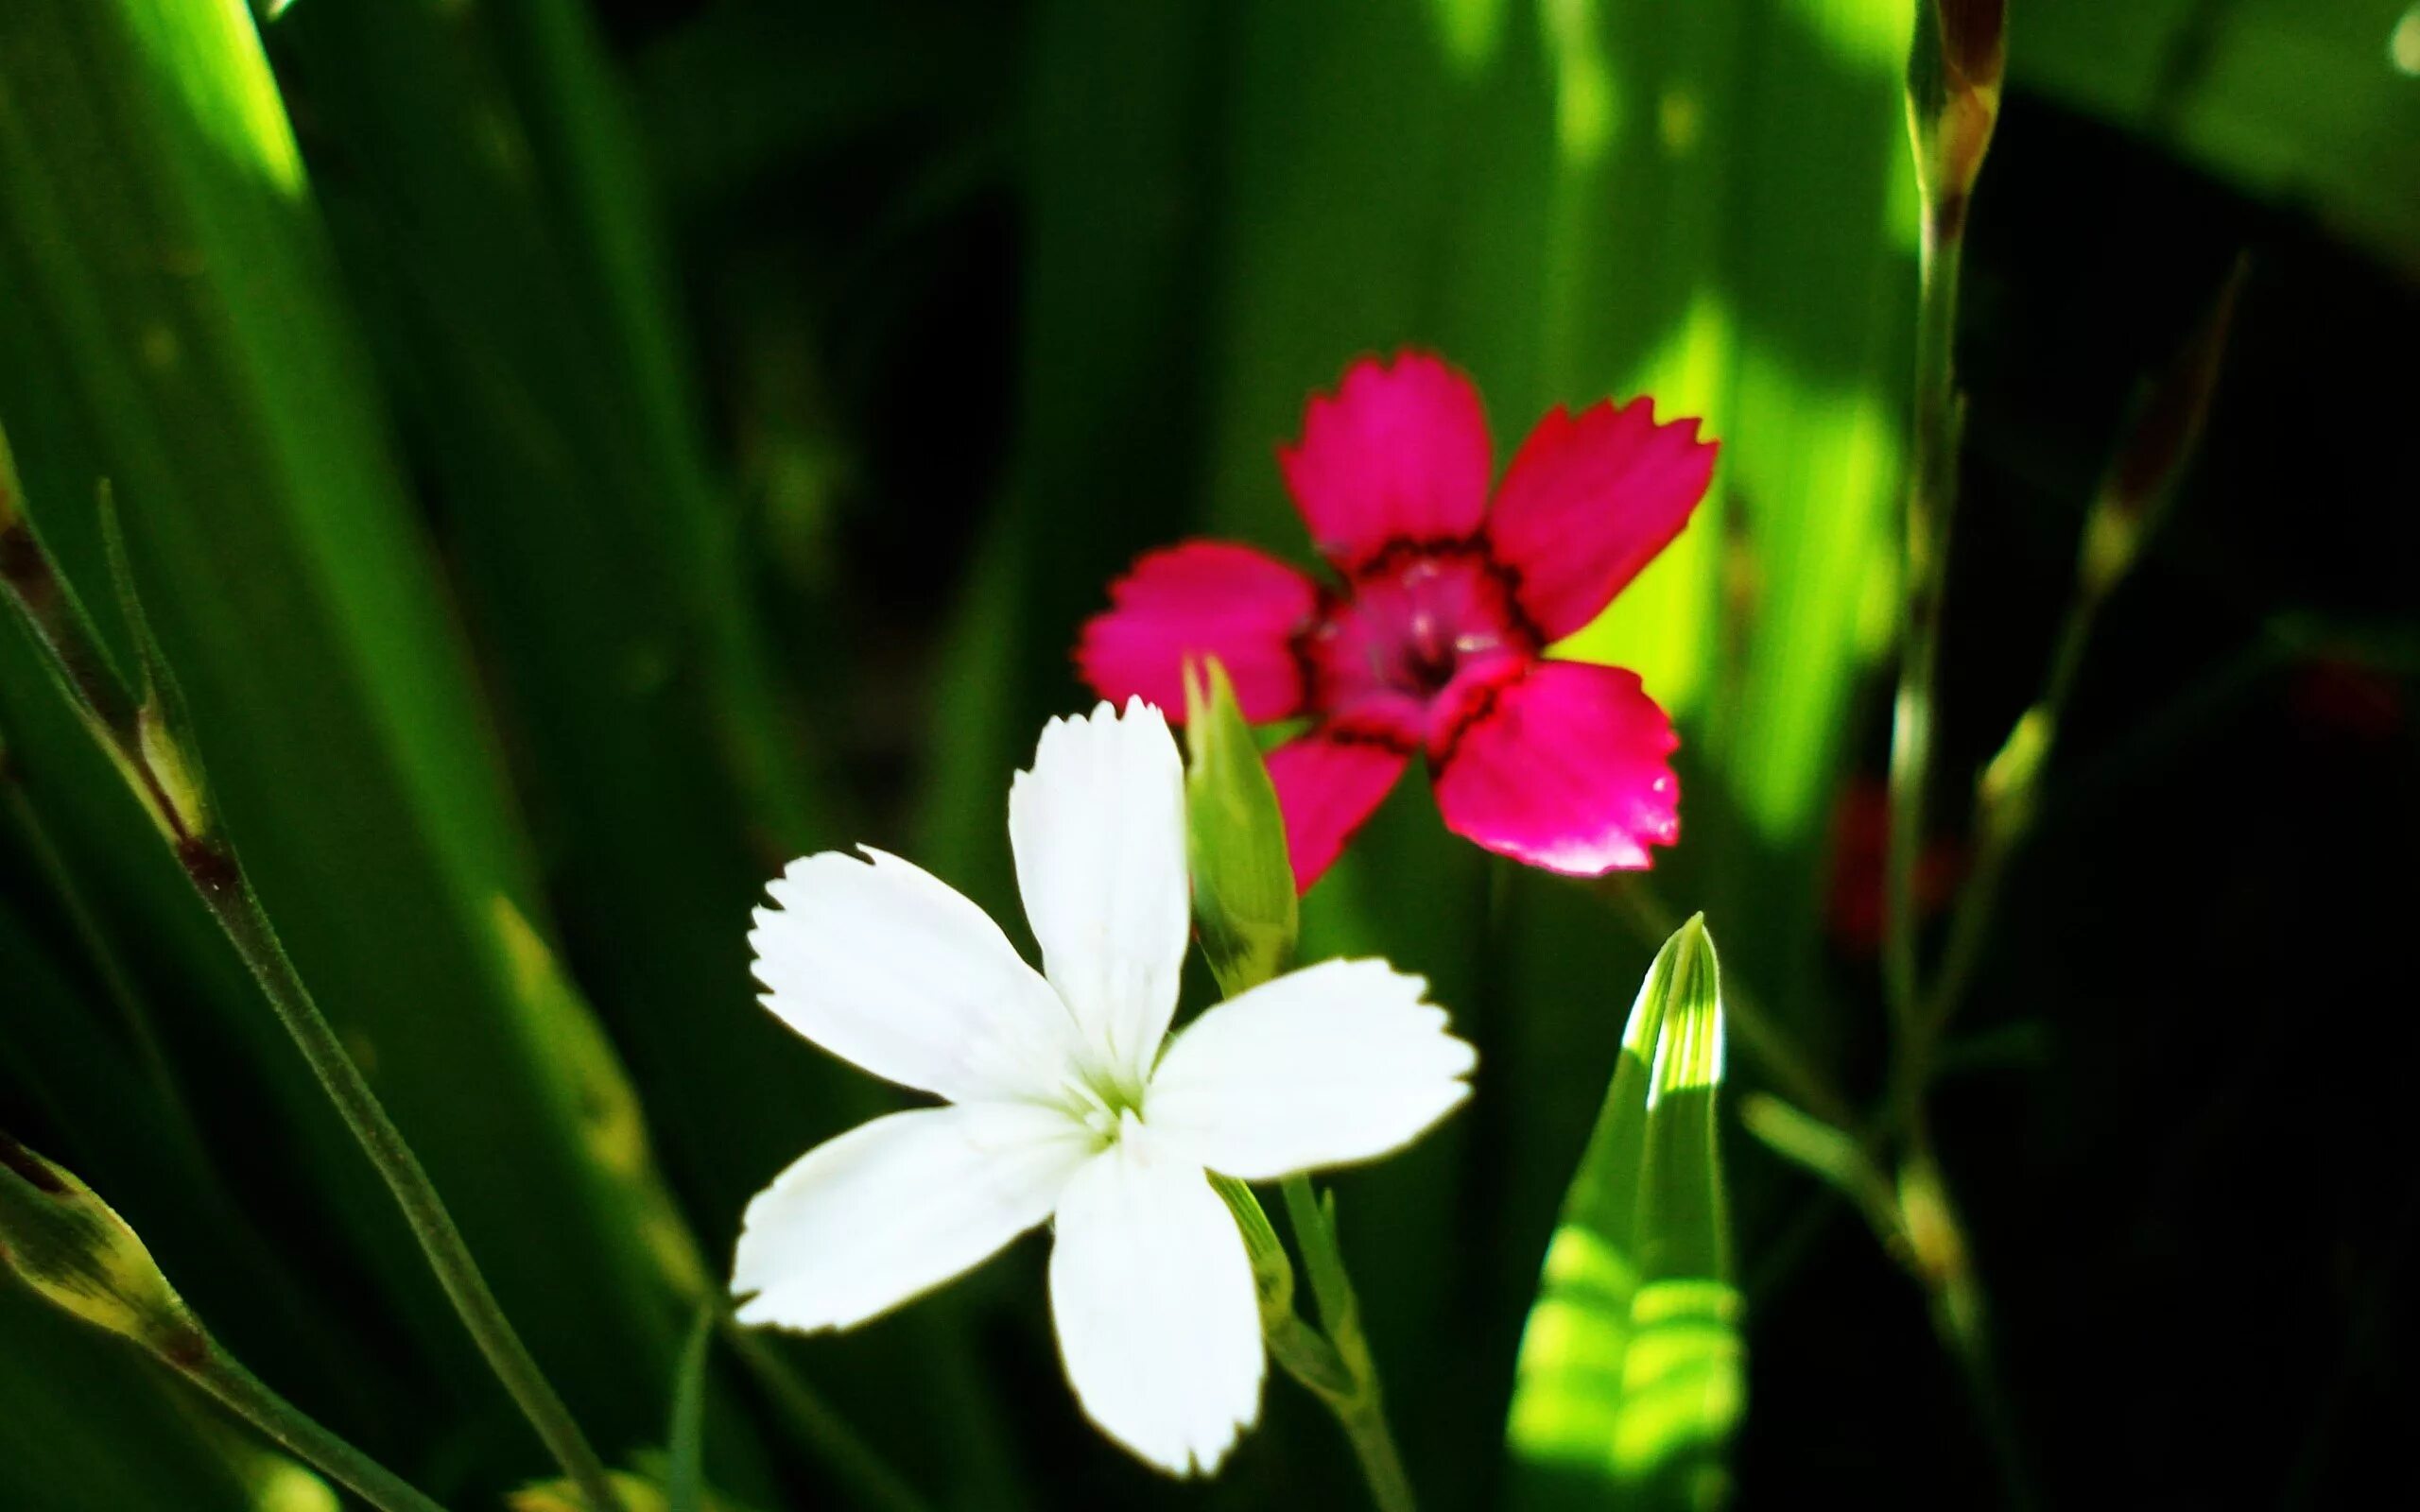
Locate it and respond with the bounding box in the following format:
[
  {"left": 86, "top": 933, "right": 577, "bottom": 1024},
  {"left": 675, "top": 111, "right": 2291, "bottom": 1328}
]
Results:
[
  {"left": 1922, "top": 599, "right": 2094, "bottom": 1033},
  {"left": 1886, "top": 23, "right": 2030, "bottom": 1496},
  {"left": 182, "top": 850, "right": 626, "bottom": 1512},
  {"left": 720, "top": 1321, "right": 932, "bottom": 1512},
  {"left": 1278, "top": 1177, "right": 1415, "bottom": 1512},
  {"left": 3, "top": 469, "right": 620, "bottom": 1508},
  {"left": 1883, "top": 216, "right": 1962, "bottom": 1039},
  {"left": 171, "top": 1331, "right": 446, "bottom": 1512}
]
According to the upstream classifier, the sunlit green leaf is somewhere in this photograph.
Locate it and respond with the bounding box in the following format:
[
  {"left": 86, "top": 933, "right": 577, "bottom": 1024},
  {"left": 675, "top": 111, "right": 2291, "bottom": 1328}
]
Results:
[{"left": 1507, "top": 915, "right": 1741, "bottom": 1511}]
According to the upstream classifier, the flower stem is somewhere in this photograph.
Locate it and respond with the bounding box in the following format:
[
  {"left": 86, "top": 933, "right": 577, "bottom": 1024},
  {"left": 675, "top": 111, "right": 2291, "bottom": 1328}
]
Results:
[
  {"left": 183, "top": 850, "right": 626, "bottom": 1512},
  {"left": 168, "top": 1329, "right": 446, "bottom": 1512},
  {"left": 1883, "top": 215, "right": 1962, "bottom": 1041},
  {"left": 1278, "top": 1177, "right": 1416, "bottom": 1512},
  {"left": 0, "top": 480, "right": 623, "bottom": 1509},
  {"left": 1886, "top": 9, "right": 2025, "bottom": 1499}
]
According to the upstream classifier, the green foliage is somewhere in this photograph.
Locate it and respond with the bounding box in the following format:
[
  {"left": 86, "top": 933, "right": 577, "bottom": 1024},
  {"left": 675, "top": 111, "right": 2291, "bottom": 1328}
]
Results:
[
  {"left": 2014, "top": 0, "right": 2420, "bottom": 271},
  {"left": 0, "top": 0, "right": 683, "bottom": 1475},
  {"left": 1507, "top": 917, "right": 1740, "bottom": 1511}
]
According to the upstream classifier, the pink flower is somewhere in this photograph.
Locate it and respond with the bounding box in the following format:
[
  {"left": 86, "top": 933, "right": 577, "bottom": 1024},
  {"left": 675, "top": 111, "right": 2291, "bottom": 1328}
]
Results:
[{"left": 1078, "top": 351, "right": 1718, "bottom": 891}]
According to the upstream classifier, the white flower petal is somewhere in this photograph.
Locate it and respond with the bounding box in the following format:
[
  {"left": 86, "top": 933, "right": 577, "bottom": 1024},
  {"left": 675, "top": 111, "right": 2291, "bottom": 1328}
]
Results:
[
  {"left": 1009, "top": 699, "right": 1190, "bottom": 1092},
  {"left": 1146, "top": 958, "right": 1476, "bottom": 1181},
  {"left": 1048, "top": 1129, "right": 1264, "bottom": 1476},
  {"left": 751, "top": 847, "right": 1085, "bottom": 1104},
  {"left": 733, "top": 1104, "right": 1096, "bottom": 1332}
]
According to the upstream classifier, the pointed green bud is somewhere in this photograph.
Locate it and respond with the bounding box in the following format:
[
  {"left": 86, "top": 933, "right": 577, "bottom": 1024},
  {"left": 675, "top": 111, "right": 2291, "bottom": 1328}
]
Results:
[
  {"left": 0, "top": 1131, "right": 202, "bottom": 1358},
  {"left": 1182, "top": 658, "right": 1299, "bottom": 998},
  {"left": 1896, "top": 1156, "right": 1972, "bottom": 1294},
  {"left": 1906, "top": 0, "right": 2007, "bottom": 238},
  {"left": 1976, "top": 704, "right": 2053, "bottom": 844},
  {"left": 2082, "top": 259, "right": 2246, "bottom": 598}
]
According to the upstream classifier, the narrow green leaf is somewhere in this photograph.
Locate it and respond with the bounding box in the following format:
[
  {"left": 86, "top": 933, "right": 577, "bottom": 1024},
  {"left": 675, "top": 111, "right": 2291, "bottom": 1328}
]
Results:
[
  {"left": 0, "top": 0, "right": 684, "bottom": 1463},
  {"left": 1507, "top": 915, "right": 1741, "bottom": 1511},
  {"left": 1183, "top": 658, "right": 1300, "bottom": 997}
]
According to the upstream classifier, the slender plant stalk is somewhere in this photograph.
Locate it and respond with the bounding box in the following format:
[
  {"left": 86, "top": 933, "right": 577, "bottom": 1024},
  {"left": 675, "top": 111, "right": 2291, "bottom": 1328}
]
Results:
[
  {"left": 1277, "top": 1177, "right": 1415, "bottom": 1512},
  {"left": 185, "top": 858, "right": 625, "bottom": 1512},
  {"left": 172, "top": 1332, "right": 449, "bottom": 1512},
  {"left": 1925, "top": 259, "right": 2246, "bottom": 1036},
  {"left": 1883, "top": 7, "right": 2030, "bottom": 1504},
  {"left": 0, "top": 1129, "right": 441, "bottom": 1512},
  {"left": 1883, "top": 200, "right": 1963, "bottom": 1040},
  {"left": 0, "top": 486, "right": 624, "bottom": 1512},
  {"left": 0, "top": 757, "right": 397, "bottom": 1429}
]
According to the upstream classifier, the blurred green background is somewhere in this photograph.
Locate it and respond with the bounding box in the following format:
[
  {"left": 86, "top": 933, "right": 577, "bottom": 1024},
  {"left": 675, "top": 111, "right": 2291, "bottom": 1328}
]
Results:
[{"left": 1, "top": 0, "right": 2413, "bottom": 1507}]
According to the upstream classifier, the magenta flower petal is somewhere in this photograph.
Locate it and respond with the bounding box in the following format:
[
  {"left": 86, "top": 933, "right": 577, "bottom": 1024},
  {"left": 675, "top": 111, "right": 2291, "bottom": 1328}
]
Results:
[
  {"left": 1265, "top": 727, "right": 1413, "bottom": 892},
  {"left": 1078, "top": 541, "right": 1322, "bottom": 723},
  {"left": 1278, "top": 352, "right": 1494, "bottom": 571},
  {"left": 1485, "top": 398, "right": 1718, "bottom": 642},
  {"left": 1429, "top": 659, "right": 1679, "bottom": 875}
]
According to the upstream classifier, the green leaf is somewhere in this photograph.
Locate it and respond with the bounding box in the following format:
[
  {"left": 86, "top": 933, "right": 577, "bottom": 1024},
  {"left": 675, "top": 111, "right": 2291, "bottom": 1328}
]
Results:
[
  {"left": 1506, "top": 915, "right": 1742, "bottom": 1511},
  {"left": 0, "top": 0, "right": 684, "bottom": 1467},
  {"left": 1182, "top": 659, "right": 1300, "bottom": 997}
]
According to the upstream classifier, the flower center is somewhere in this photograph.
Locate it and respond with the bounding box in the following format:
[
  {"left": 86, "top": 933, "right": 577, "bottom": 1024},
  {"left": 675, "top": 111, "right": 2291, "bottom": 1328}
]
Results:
[
  {"left": 1305, "top": 541, "right": 1538, "bottom": 710},
  {"left": 1059, "top": 1074, "right": 1145, "bottom": 1148}
]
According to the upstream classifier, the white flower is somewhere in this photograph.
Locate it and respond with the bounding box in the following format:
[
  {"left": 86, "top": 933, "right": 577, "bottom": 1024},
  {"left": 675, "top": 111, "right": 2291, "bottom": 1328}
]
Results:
[{"left": 731, "top": 699, "right": 1475, "bottom": 1475}]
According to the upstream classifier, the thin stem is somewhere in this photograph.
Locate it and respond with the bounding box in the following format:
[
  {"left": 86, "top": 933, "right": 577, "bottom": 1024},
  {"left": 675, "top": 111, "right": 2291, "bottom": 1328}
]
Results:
[
  {"left": 720, "top": 1321, "right": 932, "bottom": 1512},
  {"left": 1279, "top": 1176, "right": 1416, "bottom": 1512},
  {"left": 182, "top": 849, "right": 625, "bottom": 1512},
  {"left": 1887, "top": 17, "right": 2027, "bottom": 1496},
  {"left": 1884, "top": 215, "right": 1963, "bottom": 1037},
  {"left": 0, "top": 505, "right": 622, "bottom": 1512},
  {"left": 170, "top": 1331, "right": 446, "bottom": 1512},
  {"left": 1923, "top": 530, "right": 2101, "bottom": 1033}
]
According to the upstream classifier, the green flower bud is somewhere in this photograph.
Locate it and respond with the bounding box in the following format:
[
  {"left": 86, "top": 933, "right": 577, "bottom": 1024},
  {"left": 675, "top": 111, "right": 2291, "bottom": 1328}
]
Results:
[
  {"left": 1182, "top": 658, "right": 1299, "bottom": 999},
  {"left": 0, "top": 1131, "right": 202, "bottom": 1359}
]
